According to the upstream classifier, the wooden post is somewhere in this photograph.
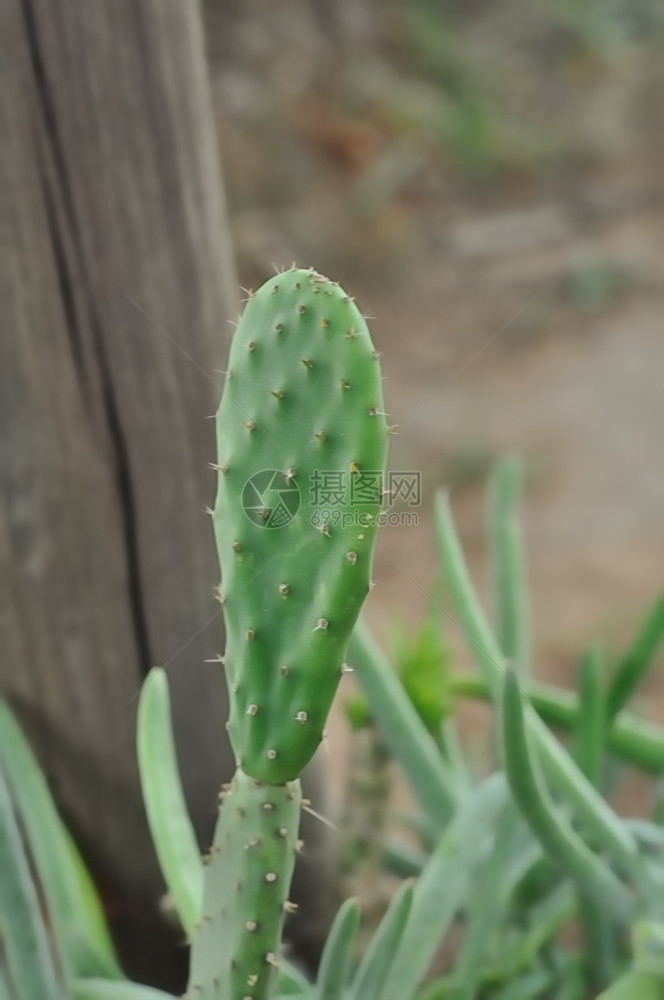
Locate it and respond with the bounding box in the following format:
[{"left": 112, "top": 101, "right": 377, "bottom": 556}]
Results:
[{"left": 0, "top": 0, "right": 240, "bottom": 987}]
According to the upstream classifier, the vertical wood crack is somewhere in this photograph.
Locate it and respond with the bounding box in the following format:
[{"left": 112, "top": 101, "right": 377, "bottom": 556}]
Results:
[{"left": 19, "top": 0, "right": 153, "bottom": 676}]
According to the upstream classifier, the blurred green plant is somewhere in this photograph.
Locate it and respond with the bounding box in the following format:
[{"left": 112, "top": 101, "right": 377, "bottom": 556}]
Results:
[
  {"left": 3, "top": 451, "right": 664, "bottom": 999},
  {"left": 347, "top": 455, "right": 664, "bottom": 998}
]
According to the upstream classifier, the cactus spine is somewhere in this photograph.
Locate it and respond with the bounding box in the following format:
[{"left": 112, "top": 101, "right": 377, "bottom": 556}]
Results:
[{"left": 187, "top": 268, "right": 388, "bottom": 999}]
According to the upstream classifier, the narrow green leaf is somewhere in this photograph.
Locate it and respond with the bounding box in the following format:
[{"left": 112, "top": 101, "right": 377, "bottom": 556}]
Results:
[
  {"left": 0, "top": 767, "right": 63, "bottom": 1000},
  {"left": 606, "top": 597, "right": 664, "bottom": 724},
  {"left": 136, "top": 668, "right": 203, "bottom": 936},
  {"left": 438, "top": 718, "right": 472, "bottom": 793},
  {"left": 572, "top": 654, "right": 616, "bottom": 991},
  {"left": 384, "top": 774, "right": 510, "bottom": 1000},
  {"left": 434, "top": 491, "right": 638, "bottom": 872},
  {"left": 451, "top": 673, "right": 664, "bottom": 774},
  {"left": 316, "top": 898, "right": 361, "bottom": 1000},
  {"left": 571, "top": 648, "right": 606, "bottom": 786},
  {"left": 501, "top": 673, "right": 635, "bottom": 923},
  {"left": 347, "top": 882, "right": 413, "bottom": 1000},
  {"left": 487, "top": 456, "right": 530, "bottom": 674},
  {"left": 0, "top": 702, "right": 119, "bottom": 981},
  {"left": 453, "top": 807, "right": 519, "bottom": 1000},
  {"left": 348, "top": 622, "right": 457, "bottom": 830},
  {"left": 577, "top": 892, "right": 616, "bottom": 992},
  {"left": 71, "top": 981, "right": 174, "bottom": 1000}
]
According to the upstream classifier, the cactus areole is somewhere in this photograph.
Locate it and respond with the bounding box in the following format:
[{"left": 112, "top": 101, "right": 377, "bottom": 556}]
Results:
[{"left": 213, "top": 268, "right": 389, "bottom": 783}]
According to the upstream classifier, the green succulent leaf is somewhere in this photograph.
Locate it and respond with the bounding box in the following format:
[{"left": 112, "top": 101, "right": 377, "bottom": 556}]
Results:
[
  {"left": 0, "top": 702, "right": 119, "bottom": 981},
  {"left": 347, "top": 882, "right": 414, "bottom": 1000},
  {"left": 137, "top": 668, "right": 203, "bottom": 937},
  {"left": 501, "top": 672, "right": 635, "bottom": 923},
  {"left": 606, "top": 596, "right": 664, "bottom": 724},
  {"left": 316, "top": 897, "right": 361, "bottom": 1000},
  {"left": 384, "top": 773, "right": 510, "bottom": 1000},
  {"left": 434, "top": 491, "right": 639, "bottom": 874},
  {"left": 348, "top": 620, "right": 458, "bottom": 830},
  {"left": 486, "top": 455, "right": 530, "bottom": 675},
  {"left": 0, "top": 767, "right": 63, "bottom": 1000}
]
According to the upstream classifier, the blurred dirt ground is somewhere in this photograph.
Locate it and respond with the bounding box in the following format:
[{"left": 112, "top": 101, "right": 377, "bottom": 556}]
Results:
[{"left": 203, "top": 1, "right": 664, "bottom": 758}]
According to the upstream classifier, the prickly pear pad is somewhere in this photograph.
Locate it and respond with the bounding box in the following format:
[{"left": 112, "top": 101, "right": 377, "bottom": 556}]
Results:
[
  {"left": 213, "top": 268, "right": 389, "bottom": 782},
  {"left": 187, "top": 770, "right": 301, "bottom": 1000}
]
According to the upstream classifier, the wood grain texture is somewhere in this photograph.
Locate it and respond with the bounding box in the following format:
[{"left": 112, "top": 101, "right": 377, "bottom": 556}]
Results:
[{"left": 0, "top": 0, "right": 239, "bottom": 986}]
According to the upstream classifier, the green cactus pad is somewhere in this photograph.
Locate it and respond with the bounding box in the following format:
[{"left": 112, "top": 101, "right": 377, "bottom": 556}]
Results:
[
  {"left": 187, "top": 769, "right": 301, "bottom": 1000},
  {"left": 213, "top": 267, "right": 389, "bottom": 782}
]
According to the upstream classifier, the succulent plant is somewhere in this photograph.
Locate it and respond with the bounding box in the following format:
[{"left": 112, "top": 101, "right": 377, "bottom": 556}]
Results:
[{"left": 186, "top": 267, "right": 389, "bottom": 998}]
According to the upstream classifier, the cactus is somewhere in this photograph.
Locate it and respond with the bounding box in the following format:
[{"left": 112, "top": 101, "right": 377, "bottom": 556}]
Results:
[{"left": 187, "top": 267, "right": 389, "bottom": 998}]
